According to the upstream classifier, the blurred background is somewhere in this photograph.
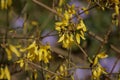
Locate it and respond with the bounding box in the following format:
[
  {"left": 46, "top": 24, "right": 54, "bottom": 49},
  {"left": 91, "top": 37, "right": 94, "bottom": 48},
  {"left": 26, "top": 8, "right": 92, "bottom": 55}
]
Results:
[{"left": 0, "top": 0, "right": 120, "bottom": 80}]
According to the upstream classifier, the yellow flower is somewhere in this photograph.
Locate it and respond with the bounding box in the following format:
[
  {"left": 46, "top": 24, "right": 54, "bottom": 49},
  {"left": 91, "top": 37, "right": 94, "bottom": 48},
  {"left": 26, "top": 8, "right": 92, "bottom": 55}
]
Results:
[
  {"left": 55, "top": 22, "right": 65, "bottom": 31},
  {"left": 58, "top": 0, "right": 65, "bottom": 7},
  {"left": 91, "top": 52, "right": 108, "bottom": 80},
  {"left": 56, "top": 63, "right": 68, "bottom": 79},
  {"left": 75, "top": 20, "right": 87, "bottom": 44},
  {"left": 20, "top": 41, "right": 51, "bottom": 63},
  {"left": 7, "top": 0, "right": 12, "bottom": 6},
  {"left": 92, "top": 63, "right": 107, "bottom": 80},
  {"left": 0, "top": 66, "right": 11, "bottom": 80},
  {"left": 16, "top": 59, "right": 25, "bottom": 68},
  {"left": 55, "top": 5, "right": 87, "bottom": 48},
  {"left": 92, "top": 51, "right": 108, "bottom": 67},
  {"left": 58, "top": 33, "right": 74, "bottom": 48},
  {"left": 5, "top": 48, "right": 12, "bottom": 60},
  {"left": 115, "top": 5, "right": 119, "bottom": 15},
  {"left": 80, "top": 31, "right": 85, "bottom": 40},
  {"left": 58, "top": 33, "right": 65, "bottom": 42},
  {"left": 67, "top": 4, "right": 76, "bottom": 14},
  {"left": 76, "top": 33, "right": 81, "bottom": 44},
  {"left": 4, "top": 44, "right": 21, "bottom": 60},
  {"left": 38, "top": 44, "right": 52, "bottom": 63},
  {"left": 114, "top": 0, "right": 119, "bottom": 4},
  {"left": 1, "top": 0, "right": 12, "bottom": 10},
  {"left": 9, "top": 44, "right": 21, "bottom": 57},
  {"left": 97, "top": 51, "right": 108, "bottom": 58},
  {"left": 31, "top": 21, "right": 39, "bottom": 26},
  {"left": 77, "top": 20, "right": 87, "bottom": 31}
]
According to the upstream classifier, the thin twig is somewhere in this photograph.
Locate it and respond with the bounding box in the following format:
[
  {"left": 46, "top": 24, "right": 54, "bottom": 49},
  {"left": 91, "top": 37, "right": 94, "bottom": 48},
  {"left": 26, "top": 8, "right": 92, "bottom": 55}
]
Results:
[
  {"left": 87, "top": 30, "right": 104, "bottom": 42},
  {"left": 110, "top": 45, "right": 120, "bottom": 53},
  {"left": 3, "top": 8, "right": 10, "bottom": 45},
  {"left": 0, "top": 37, "right": 34, "bottom": 39},
  {"left": 77, "top": 44, "right": 88, "bottom": 58},
  {"left": 49, "top": 62, "right": 90, "bottom": 80},
  {"left": 74, "top": 41, "right": 93, "bottom": 63},
  {"left": 66, "top": 47, "right": 72, "bottom": 73},
  {"left": 109, "top": 55, "right": 120, "bottom": 74},
  {"left": 71, "top": 4, "right": 98, "bottom": 20},
  {"left": 79, "top": 4, "right": 98, "bottom": 15},
  {"left": 32, "top": 0, "right": 98, "bottom": 20},
  {"left": 41, "top": 30, "right": 57, "bottom": 39},
  {"left": 87, "top": 30, "right": 120, "bottom": 54},
  {"left": 26, "top": 60, "right": 56, "bottom": 75},
  {"left": 32, "top": 0, "right": 62, "bottom": 17},
  {"left": 0, "top": 33, "right": 57, "bottom": 39},
  {"left": 96, "top": 26, "right": 112, "bottom": 55}
]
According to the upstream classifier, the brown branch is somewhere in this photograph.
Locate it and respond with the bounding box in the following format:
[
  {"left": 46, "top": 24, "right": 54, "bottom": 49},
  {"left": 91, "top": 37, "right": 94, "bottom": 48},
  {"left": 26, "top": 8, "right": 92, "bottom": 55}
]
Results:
[
  {"left": 109, "top": 55, "right": 120, "bottom": 75},
  {"left": 96, "top": 26, "right": 112, "bottom": 55},
  {"left": 87, "top": 30, "right": 120, "bottom": 54},
  {"left": 32, "top": 0, "right": 98, "bottom": 20},
  {"left": 0, "top": 37, "right": 34, "bottom": 39},
  {"left": 76, "top": 43, "right": 88, "bottom": 57},
  {"left": 74, "top": 41, "right": 93, "bottom": 63},
  {"left": 40, "top": 30, "right": 57, "bottom": 39},
  {"left": 78, "top": 4, "right": 98, "bottom": 15},
  {"left": 26, "top": 60, "right": 56, "bottom": 75},
  {"left": 110, "top": 45, "right": 120, "bottom": 53},
  {"left": 71, "top": 4, "right": 98, "bottom": 21},
  {"left": 0, "top": 33, "right": 57, "bottom": 39},
  {"left": 32, "top": 0, "right": 62, "bottom": 17},
  {"left": 3, "top": 8, "right": 10, "bottom": 46},
  {"left": 51, "top": 46, "right": 87, "bottom": 64},
  {"left": 87, "top": 30, "right": 104, "bottom": 42},
  {"left": 49, "top": 62, "right": 90, "bottom": 80}
]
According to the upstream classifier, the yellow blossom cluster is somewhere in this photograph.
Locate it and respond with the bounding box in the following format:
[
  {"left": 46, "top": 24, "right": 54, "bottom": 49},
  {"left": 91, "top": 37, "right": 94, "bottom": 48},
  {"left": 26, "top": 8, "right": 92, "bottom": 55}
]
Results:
[
  {"left": 55, "top": 4, "right": 87, "bottom": 48},
  {"left": 91, "top": 52, "right": 108, "bottom": 80},
  {"left": 21, "top": 41, "right": 51, "bottom": 63},
  {"left": 1, "top": 44, "right": 20, "bottom": 80},
  {"left": 90, "top": 0, "right": 119, "bottom": 9},
  {"left": 0, "top": 66, "right": 11, "bottom": 80},
  {"left": 4, "top": 44, "right": 21, "bottom": 60},
  {"left": 0, "top": 0, "right": 12, "bottom": 9},
  {"left": 17, "top": 41, "right": 52, "bottom": 68},
  {"left": 90, "top": 0, "right": 120, "bottom": 26},
  {"left": 56, "top": 63, "right": 68, "bottom": 79},
  {"left": 92, "top": 63, "right": 107, "bottom": 80},
  {"left": 46, "top": 63, "right": 71, "bottom": 80},
  {"left": 106, "top": 0, "right": 119, "bottom": 26}
]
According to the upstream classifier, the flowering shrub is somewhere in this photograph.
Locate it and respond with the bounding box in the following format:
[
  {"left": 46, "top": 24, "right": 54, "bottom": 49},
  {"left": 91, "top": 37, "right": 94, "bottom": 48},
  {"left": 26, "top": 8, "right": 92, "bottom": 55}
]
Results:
[{"left": 0, "top": 0, "right": 120, "bottom": 80}]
